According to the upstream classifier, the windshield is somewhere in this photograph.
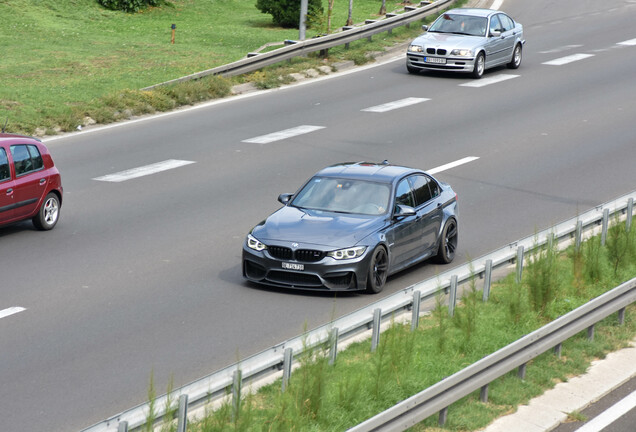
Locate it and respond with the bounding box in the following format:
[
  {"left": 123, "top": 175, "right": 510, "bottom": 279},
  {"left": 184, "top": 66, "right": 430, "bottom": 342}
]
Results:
[
  {"left": 291, "top": 177, "right": 391, "bottom": 215},
  {"left": 429, "top": 13, "right": 487, "bottom": 37}
]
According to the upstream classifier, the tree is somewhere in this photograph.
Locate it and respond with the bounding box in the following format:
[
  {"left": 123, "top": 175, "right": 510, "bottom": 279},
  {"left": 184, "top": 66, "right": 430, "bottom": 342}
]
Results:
[{"left": 256, "top": 0, "right": 324, "bottom": 29}]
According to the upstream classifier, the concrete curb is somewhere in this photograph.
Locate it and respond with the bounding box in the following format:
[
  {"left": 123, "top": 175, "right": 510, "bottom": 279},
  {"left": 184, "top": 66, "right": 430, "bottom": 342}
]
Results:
[{"left": 482, "top": 337, "right": 636, "bottom": 432}]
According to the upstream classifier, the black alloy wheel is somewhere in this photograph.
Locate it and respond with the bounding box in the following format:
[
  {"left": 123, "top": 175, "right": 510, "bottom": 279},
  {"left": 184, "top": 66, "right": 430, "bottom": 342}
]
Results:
[
  {"left": 436, "top": 219, "right": 458, "bottom": 264},
  {"left": 366, "top": 246, "right": 389, "bottom": 294}
]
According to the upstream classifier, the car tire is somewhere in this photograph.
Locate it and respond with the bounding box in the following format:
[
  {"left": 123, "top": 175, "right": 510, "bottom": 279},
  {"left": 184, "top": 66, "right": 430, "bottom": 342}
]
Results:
[
  {"left": 435, "top": 219, "right": 458, "bottom": 264},
  {"left": 407, "top": 65, "right": 419, "bottom": 74},
  {"left": 507, "top": 43, "right": 522, "bottom": 69},
  {"left": 366, "top": 246, "right": 388, "bottom": 294},
  {"left": 32, "top": 192, "right": 60, "bottom": 230},
  {"left": 471, "top": 52, "right": 485, "bottom": 79}
]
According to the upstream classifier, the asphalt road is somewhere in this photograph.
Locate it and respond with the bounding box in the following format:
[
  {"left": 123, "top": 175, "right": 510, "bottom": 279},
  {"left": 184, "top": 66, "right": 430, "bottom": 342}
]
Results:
[{"left": 1, "top": 0, "right": 635, "bottom": 431}]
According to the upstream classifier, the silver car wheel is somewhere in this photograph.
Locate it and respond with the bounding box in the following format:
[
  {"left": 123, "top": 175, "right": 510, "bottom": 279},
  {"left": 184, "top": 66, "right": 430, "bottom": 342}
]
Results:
[
  {"left": 33, "top": 192, "right": 60, "bottom": 230},
  {"left": 508, "top": 44, "right": 522, "bottom": 69},
  {"left": 472, "top": 53, "right": 485, "bottom": 79}
]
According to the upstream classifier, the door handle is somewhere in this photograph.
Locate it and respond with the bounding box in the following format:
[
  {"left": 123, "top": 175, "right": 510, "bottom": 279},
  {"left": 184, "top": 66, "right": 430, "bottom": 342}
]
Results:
[
  {"left": 40, "top": 178, "right": 47, "bottom": 185},
  {"left": 5, "top": 188, "right": 13, "bottom": 195}
]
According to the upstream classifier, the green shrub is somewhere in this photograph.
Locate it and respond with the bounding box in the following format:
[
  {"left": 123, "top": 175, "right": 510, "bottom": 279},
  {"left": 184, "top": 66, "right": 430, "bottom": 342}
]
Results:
[
  {"left": 97, "top": 0, "right": 166, "bottom": 13},
  {"left": 256, "top": 0, "right": 324, "bottom": 29}
]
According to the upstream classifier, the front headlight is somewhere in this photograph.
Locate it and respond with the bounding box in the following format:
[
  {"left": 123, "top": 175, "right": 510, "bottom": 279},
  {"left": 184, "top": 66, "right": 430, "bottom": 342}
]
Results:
[
  {"left": 246, "top": 234, "right": 267, "bottom": 252},
  {"left": 408, "top": 44, "right": 423, "bottom": 53},
  {"left": 451, "top": 49, "right": 473, "bottom": 57},
  {"left": 328, "top": 246, "right": 367, "bottom": 260}
]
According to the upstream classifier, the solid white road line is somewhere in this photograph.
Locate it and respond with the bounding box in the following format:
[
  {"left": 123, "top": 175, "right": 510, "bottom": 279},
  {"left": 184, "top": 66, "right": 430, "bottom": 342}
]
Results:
[
  {"left": 542, "top": 53, "right": 595, "bottom": 66},
  {"left": 573, "top": 390, "right": 636, "bottom": 432},
  {"left": 0, "top": 307, "right": 26, "bottom": 320},
  {"left": 93, "top": 159, "right": 196, "bottom": 182},
  {"left": 460, "top": 74, "right": 519, "bottom": 88},
  {"left": 618, "top": 38, "right": 636, "bottom": 46},
  {"left": 242, "top": 125, "right": 325, "bottom": 144},
  {"left": 427, "top": 156, "right": 480, "bottom": 174},
  {"left": 362, "top": 97, "right": 430, "bottom": 113}
]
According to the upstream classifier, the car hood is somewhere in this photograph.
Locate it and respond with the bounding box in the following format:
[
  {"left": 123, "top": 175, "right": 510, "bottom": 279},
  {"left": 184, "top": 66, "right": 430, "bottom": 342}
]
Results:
[
  {"left": 252, "top": 206, "right": 386, "bottom": 249},
  {"left": 411, "top": 32, "right": 483, "bottom": 50}
]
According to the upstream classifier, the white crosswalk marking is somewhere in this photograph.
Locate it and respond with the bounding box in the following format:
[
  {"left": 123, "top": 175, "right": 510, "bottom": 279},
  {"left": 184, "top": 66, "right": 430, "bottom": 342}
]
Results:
[
  {"left": 362, "top": 97, "right": 430, "bottom": 113},
  {"left": 93, "top": 159, "right": 196, "bottom": 182},
  {"left": 542, "top": 53, "right": 594, "bottom": 66},
  {"left": 242, "top": 125, "right": 325, "bottom": 144}
]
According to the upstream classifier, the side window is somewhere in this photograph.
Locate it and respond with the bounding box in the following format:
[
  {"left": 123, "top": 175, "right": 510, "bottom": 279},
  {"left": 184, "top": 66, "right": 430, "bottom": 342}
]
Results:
[
  {"left": 409, "top": 175, "right": 433, "bottom": 206},
  {"left": 498, "top": 14, "right": 514, "bottom": 31},
  {"left": 489, "top": 15, "right": 502, "bottom": 33},
  {"left": 0, "top": 148, "right": 10, "bottom": 182},
  {"left": 10, "top": 144, "right": 42, "bottom": 176},
  {"left": 395, "top": 178, "right": 414, "bottom": 209},
  {"left": 28, "top": 145, "right": 44, "bottom": 171}
]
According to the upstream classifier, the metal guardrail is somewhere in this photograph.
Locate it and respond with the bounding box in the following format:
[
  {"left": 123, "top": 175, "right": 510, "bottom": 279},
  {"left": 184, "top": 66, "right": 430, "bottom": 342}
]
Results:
[
  {"left": 348, "top": 278, "right": 636, "bottom": 432},
  {"left": 82, "top": 190, "right": 636, "bottom": 432},
  {"left": 141, "top": 0, "right": 453, "bottom": 90}
]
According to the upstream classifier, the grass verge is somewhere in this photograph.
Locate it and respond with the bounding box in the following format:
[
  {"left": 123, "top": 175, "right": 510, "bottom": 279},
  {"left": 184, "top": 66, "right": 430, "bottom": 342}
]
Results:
[{"left": 1, "top": 0, "right": 451, "bottom": 135}]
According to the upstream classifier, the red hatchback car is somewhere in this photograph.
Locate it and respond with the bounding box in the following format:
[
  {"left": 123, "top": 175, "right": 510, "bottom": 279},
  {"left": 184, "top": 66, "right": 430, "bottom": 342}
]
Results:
[{"left": 0, "top": 133, "right": 63, "bottom": 230}]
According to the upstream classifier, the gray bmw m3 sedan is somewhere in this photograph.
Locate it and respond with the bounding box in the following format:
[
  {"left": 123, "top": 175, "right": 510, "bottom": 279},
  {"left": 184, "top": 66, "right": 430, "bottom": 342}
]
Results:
[{"left": 242, "top": 161, "right": 458, "bottom": 294}]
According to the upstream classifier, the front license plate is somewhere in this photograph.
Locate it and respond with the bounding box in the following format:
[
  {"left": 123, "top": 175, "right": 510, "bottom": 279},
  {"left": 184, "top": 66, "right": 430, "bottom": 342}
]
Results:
[
  {"left": 424, "top": 57, "right": 446, "bottom": 64},
  {"left": 282, "top": 262, "right": 304, "bottom": 271}
]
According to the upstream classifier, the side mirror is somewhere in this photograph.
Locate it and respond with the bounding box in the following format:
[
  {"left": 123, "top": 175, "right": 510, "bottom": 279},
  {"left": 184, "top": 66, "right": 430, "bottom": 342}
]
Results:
[
  {"left": 422, "top": 25, "right": 428, "bottom": 32},
  {"left": 489, "top": 29, "right": 501, "bottom": 37},
  {"left": 278, "top": 193, "right": 293, "bottom": 205},
  {"left": 394, "top": 204, "right": 416, "bottom": 218}
]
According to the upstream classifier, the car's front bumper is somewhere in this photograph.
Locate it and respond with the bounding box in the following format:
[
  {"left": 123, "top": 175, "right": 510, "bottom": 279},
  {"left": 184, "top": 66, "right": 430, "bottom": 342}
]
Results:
[
  {"left": 242, "top": 244, "right": 374, "bottom": 291},
  {"left": 406, "top": 54, "right": 476, "bottom": 73}
]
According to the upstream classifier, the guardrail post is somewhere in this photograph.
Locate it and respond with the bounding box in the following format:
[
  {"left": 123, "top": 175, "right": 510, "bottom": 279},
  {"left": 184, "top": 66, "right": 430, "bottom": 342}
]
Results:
[
  {"left": 575, "top": 220, "right": 583, "bottom": 252},
  {"left": 329, "top": 327, "right": 339, "bottom": 365},
  {"left": 282, "top": 348, "right": 293, "bottom": 392},
  {"left": 438, "top": 407, "right": 448, "bottom": 426},
  {"left": 587, "top": 324, "right": 595, "bottom": 341},
  {"left": 176, "top": 394, "right": 188, "bottom": 432},
  {"left": 516, "top": 246, "right": 524, "bottom": 283},
  {"left": 627, "top": 198, "right": 633, "bottom": 232},
  {"left": 618, "top": 308, "right": 626, "bottom": 325},
  {"left": 411, "top": 291, "right": 421, "bottom": 331},
  {"left": 601, "top": 208, "right": 609, "bottom": 246},
  {"left": 483, "top": 259, "right": 492, "bottom": 302},
  {"left": 371, "top": 308, "right": 381, "bottom": 352},
  {"left": 480, "top": 384, "right": 489, "bottom": 403},
  {"left": 448, "top": 275, "right": 458, "bottom": 317},
  {"left": 117, "top": 421, "right": 128, "bottom": 432},
  {"left": 554, "top": 343, "right": 562, "bottom": 358},
  {"left": 518, "top": 363, "right": 527, "bottom": 380},
  {"left": 232, "top": 369, "right": 242, "bottom": 421}
]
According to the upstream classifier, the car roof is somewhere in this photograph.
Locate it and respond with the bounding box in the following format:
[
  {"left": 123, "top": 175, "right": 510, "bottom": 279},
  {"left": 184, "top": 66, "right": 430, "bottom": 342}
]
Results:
[
  {"left": 443, "top": 8, "right": 499, "bottom": 18},
  {"left": 0, "top": 133, "right": 42, "bottom": 145},
  {"left": 315, "top": 162, "right": 422, "bottom": 183}
]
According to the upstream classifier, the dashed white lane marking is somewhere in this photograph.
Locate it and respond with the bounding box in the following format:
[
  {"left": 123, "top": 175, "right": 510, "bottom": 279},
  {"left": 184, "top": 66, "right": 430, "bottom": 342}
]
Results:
[
  {"left": 362, "top": 97, "right": 430, "bottom": 113},
  {"left": 573, "top": 390, "right": 636, "bottom": 432},
  {"left": 460, "top": 74, "right": 519, "bottom": 88},
  {"left": 93, "top": 159, "right": 196, "bottom": 182},
  {"left": 0, "top": 307, "right": 26, "bottom": 320},
  {"left": 542, "top": 53, "right": 595, "bottom": 66},
  {"left": 538, "top": 44, "right": 584, "bottom": 54},
  {"left": 618, "top": 38, "right": 636, "bottom": 46},
  {"left": 242, "top": 125, "right": 325, "bottom": 144},
  {"left": 427, "top": 156, "right": 480, "bottom": 174}
]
